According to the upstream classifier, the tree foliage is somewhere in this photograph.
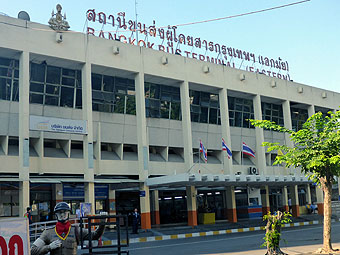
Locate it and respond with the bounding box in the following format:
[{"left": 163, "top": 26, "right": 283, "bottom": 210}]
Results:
[{"left": 249, "top": 111, "right": 340, "bottom": 184}]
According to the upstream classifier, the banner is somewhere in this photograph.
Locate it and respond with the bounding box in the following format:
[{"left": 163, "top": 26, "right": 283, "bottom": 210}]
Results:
[
  {"left": 30, "top": 115, "right": 87, "bottom": 134},
  {"left": 0, "top": 217, "right": 30, "bottom": 255}
]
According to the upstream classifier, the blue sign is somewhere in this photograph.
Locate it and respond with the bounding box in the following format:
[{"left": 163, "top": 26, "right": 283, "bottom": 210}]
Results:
[
  {"left": 63, "top": 184, "right": 108, "bottom": 199},
  {"left": 139, "top": 191, "right": 146, "bottom": 197}
]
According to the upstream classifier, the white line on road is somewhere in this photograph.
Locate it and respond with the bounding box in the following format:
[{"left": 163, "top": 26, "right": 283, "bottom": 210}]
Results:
[{"left": 129, "top": 223, "right": 340, "bottom": 251}]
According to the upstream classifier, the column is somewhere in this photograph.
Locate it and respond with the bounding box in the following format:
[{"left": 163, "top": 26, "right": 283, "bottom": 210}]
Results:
[
  {"left": 219, "top": 88, "right": 232, "bottom": 174},
  {"left": 253, "top": 95, "right": 266, "bottom": 174},
  {"left": 82, "top": 61, "right": 95, "bottom": 214},
  {"left": 108, "top": 189, "right": 116, "bottom": 228},
  {"left": 316, "top": 186, "right": 324, "bottom": 215},
  {"left": 282, "top": 100, "right": 294, "bottom": 175},
  {"left": 151, "top": 190, "right": 160, "bottom": 225},
  {"left": 282, "top": 186, "right": 289, "bottom": 212},
  {"left": 306, "top": 184, "right": 312, "bottom": 205},
  {"left": 186, "top": 186, "right": 197, "bottom": 226},
  {"left": 139, "top": 183, "right": 151, "bottom": 230},
  {"left": 52, "top": 184, "right": 63, "bottom": 208},
  {"left": 180, "top": 81, "right": 194, "bottom": 172},
  {"left": 135, "top": 72, "right": 149, "bottom": 181},
  {"left": 19, "top": 51, "right": 30, "bottom": 217},
  {"left": 224, "top": 186, "right": 237, "bottom": 222},
  {"left": 289, "top": 185, "right": 300, "bottom": 217},
  {"left": 261, "top": 186, "right": 270, "bottom": 216}
]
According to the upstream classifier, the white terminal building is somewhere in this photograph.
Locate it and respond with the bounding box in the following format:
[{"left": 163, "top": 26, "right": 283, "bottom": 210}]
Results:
[{"left": 0, "top": 8, "right": 339, "bottom": 229}]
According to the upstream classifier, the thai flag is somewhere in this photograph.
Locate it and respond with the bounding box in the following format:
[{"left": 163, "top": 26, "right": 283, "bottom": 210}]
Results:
[
  {"left": 242, "top": 142, "right": 256, "bottom": 158},
  {"left": 199, "top": 140, "right": 208, "bottom": 163},
  {"left": 222, "top": 138, "right": 232, "bottom": 159}
]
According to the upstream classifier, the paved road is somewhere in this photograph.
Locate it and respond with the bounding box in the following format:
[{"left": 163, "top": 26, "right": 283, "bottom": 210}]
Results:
[{"left": 79, "top": 222, "right": 340, "bottom": 255}]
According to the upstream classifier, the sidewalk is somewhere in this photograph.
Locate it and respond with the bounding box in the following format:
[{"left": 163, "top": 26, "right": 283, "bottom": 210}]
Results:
[{"left": 102, "top": 213, "right": 331, "bottom": 245}]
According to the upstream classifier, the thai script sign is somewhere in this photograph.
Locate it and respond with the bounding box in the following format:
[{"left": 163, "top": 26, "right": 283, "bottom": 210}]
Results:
[
  {"left": 0, "top": 217, "right": 30, "bottom": 255},
  {"left": 86, "top": 10, "right": 291, "bottom": 80},
  {"left": 30, "top": 115, "right": 87, "bottom": 134}
]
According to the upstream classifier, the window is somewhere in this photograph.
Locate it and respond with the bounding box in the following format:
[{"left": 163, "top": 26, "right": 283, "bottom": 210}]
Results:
[
  {"left": 91, "top": 74, "right": 136, "bottom": 115},
  {"left": 29, "top": 62, "right": 82, "bottom": 108},
  {"left": 0, "top": 57, "right": 19, "bottom": 102},
  {"left": 291, "top": 107, "right": 308, "bottom": 131},
  {"left": 228, "top": 96, "right": 254, "bottom": 128},
  {"left": 189, "top": 90, "right": 220, "bottom": 124},
  {"left": 261, "top": 102, "right": 284, "bottom": 126},
  {"left": 145, "top": 82, "right": 181, "bottom": 120}
]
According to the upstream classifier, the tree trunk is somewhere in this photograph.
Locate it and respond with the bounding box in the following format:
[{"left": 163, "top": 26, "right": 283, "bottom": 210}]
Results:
[{"left": 320, "top": 179, "right": 333, "bottom": 253}]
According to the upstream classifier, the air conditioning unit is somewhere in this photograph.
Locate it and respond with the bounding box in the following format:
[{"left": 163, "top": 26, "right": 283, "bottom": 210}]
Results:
[{"left": 249, "top": 167, "right": 258, "bottom": 175}]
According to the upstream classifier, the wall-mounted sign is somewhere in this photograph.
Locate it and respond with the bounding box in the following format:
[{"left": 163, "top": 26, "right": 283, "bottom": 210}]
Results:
[
  {"left": 30, "top": 115, "right": 87, "bottom": 134},
  {"left": 86, "top": 10, "right": 291, "bottom": 81}
]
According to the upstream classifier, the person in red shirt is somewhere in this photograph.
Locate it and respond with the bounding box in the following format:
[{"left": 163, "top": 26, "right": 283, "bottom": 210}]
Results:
[{"left": 24, "top": 207, "right": 33, "bottom": 225}]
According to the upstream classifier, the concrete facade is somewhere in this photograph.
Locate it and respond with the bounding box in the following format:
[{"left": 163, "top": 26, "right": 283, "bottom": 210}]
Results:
[{"left": 0, "top": 13, "right": 338, "bottom": 226}]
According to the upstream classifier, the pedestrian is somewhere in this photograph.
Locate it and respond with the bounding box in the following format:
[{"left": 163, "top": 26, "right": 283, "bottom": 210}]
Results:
[
  {"left": 24, "top": 206, "right": 33, "bottom": 225},
  {"left": 131, "top": 208, "right": 140, "bottom": 234},
  {"left": 31, "top": 202, "right": 106, "bottom": 255},
  {"left": 288, "top": 198, "right": 292, "bottom": 213}
]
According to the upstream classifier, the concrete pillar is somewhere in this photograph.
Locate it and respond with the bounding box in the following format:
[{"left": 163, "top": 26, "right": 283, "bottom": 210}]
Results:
[
  {"left": 186, "top": 186, "right": 197, "bottom": 226},
  {"left": 19, "top": 51, "right": 30, "bottom": 216},
  {"left": 108, "top": 189, "right": 116, "bottom": 228},
  {"left": 135, "top": 72, "right": 149, "bottom": 181},
  {"left": 261, "top": 186, "right": 270, "bottom": 216},
  {"left": 51, "top": 184, "right": 63, "bottom": 214},
  {"left": 253, "top": 95, "right": 266, "bottom": 174},
  {"left": 307, "top": 105, "right": 315, "bottom": 118},
  {"left": 151, "top": 190, "right": 160, "bottom": 225},
  {"left": 224, "top": 186, "right": 237, "bottom": 222},
  {"left": 282, "top": 186, "right": 289, "bottom": 212},
  {"left": 84, "top": 182, "right": 95, "bottom": 215},
  {"left": 306, "top": 184, "right": 312, "bottom": 205},
  {"left": 82, "top": 60, "right": 95, "bottom": 214},
  {"left": 219, "top": 88, "right": 232, "bottom": 174},
  {"left": 140, "top": 183, "right": 151, "bottom": 230},
  {"left": 289, "top": 185, "right": 300, "bottom": 217},
  {"left": 180, "top": 81, "right": 194, "bottom": 172},
  {"left": 316, "top": 186, "right": 324, "bottom": 215},
  {"left": 282, "top": 100, "right": 294, "bottom": 175}
]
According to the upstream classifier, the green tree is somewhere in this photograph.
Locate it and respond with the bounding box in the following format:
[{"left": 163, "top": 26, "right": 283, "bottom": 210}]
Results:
[{"left": 250, "top": 110, "right": 340, "bottom": 254}]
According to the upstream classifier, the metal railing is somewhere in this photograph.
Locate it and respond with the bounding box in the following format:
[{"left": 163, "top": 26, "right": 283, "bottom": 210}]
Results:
[{"left": 79, "top": 215, "right": 129, "bottom": 255}]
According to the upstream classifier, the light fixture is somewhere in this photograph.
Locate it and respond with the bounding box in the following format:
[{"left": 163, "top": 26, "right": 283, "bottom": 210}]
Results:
[
  {"left": 322, "top": 92, "right": 327, "bottom": 98},
  {"left": 56, "top": 33, "right": 63, "bottom": 43},
  {"left": 112, "top": 46, "right": 120, "bottom": 55},
  {"left": 271, "top": 80, "right": 277, "bottom": 88},
  {"left": 297, "top": 87, "right": 303, "bottom": 93},
  {"left": 161, "top": 56, "right": 168, "bottom": 65},
  {"left": 239, "top": 73, "right": 245, "bottom": 81},
  {"left": 202, "top": 65, "right": 210, "bottom": 73}
]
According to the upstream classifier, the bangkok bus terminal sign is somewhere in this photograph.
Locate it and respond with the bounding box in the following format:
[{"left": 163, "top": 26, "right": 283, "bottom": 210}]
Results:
[{"left": 86, "top": 9, "right": 291, "bottom": 81}]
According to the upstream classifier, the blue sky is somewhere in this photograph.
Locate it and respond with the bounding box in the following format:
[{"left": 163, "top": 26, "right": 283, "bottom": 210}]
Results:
[{"left": 2, "top": 0, "right": 339, "bottom": 92}]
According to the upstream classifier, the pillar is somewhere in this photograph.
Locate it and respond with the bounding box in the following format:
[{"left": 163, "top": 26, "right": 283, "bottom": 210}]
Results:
[
  {"left": 219, "top": 88, "right": 232, "bottom": 174},
  {"left": 82, "top": 59, "right": 95, "bottom": 214},
  {"left": 253, "top": 95, "right": 266, "bottom": 174},
  {"left": 316, "top": 186, "right": 324, "bottom": 215},
  {"left": 180, "top": 81, "right": 194, "bottom": 172},
  {"left": 186, "top": 186, "right": 197, "bottom": 226},
  {"left": 282, "top": 186, "right": 289, "bottom": 212},
  {"left": 108, "top": 189, "right": 116, "bottom": 228},
  {"left": 19, "top": 51, "right": 30, "bottom": 217},
  {"left": 289, "top": 185, "right": 300, "bottom": 217},
  {"left": 84, "top": 182, "right": 95, "bottom": 214},
  {"left": 261, "top": 186, "right": 270, "bottom": 216},
  {"left": 151, "top": 190, "right": 160, "bottom": 225},
  {"left": 224, "top": 186, "right": 237, "bottom": 222},
  {"left": 139, "top": 183, "right": 151, "bottom": 230},
  {"left": 306, "top": 184, "right": 312, "bottom": 205},
  {"left": 282, "top": 100, "right": 294, "bottom": 175}
]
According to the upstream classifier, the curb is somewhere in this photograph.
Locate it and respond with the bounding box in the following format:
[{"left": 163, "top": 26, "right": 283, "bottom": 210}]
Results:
[{"left": 101, "top": 219, "right": 331, "bottom": 245}]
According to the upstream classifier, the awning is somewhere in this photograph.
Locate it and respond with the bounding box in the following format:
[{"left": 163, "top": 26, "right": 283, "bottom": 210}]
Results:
[{"left": 146, "top": 173, "right": 311, "bottom": 188}]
